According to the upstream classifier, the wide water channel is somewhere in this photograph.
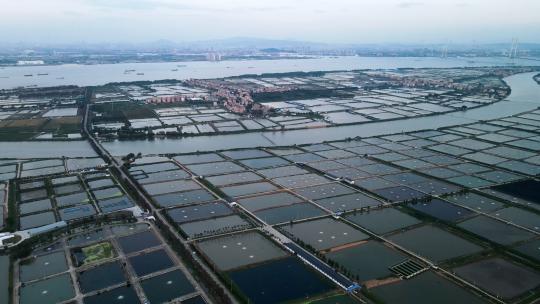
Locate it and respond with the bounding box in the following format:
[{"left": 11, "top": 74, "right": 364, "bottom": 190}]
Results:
[
  {"left": 0, "top": 56, "right": 538, "bottom": 89},
  {"left": 101, "top": 71, "right": 540, "bottom": 155}
]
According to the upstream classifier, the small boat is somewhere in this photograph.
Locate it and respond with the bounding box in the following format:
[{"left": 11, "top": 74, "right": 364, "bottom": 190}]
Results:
[
  {"left": 171, "top": 69, "right": 178, "bottom": 71},
  {"left": 56, "top": 77, "right": 64, "bottom": 79},
  {"left": 37, "top": 73, "right": 49, "bottom": 76},
  {"left": 24, "top": 74, "right": 33, "bottom": 77},
  {"left": 125, "top": 69, "right": 136, "bottom": 72},
  {"left": 136, "top": 72, "right": 144, "bottom": 75}
]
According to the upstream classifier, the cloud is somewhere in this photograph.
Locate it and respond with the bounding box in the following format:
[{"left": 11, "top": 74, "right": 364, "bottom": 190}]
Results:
[
  {"left": 2, "top": 0, "right": 540, "bottom": 44},
  {"left": 83, "top": 0, "right": 290, "bottom": 13},
  {"left": 84, "top": 0, "right": 163, "bottom": 10},
  {"left": 83, "top": 0, "right": 227, "bottom": 12},
  {"left": 396, "top": 2, "right": 424, "bottom": 8}
]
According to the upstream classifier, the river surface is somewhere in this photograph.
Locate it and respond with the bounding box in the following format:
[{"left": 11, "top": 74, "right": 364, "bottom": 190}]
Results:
[
  {"left": 0, "top": 141, "right": 97, "bottom": 158},
  {"left": 1, "top": 56, "right": 538, "bottom": 89},
  {"left": 100, "top": 72, "right": 540, "bottom": 156},
  {"left": 1, "top": 64, "right": 539, "bottom": 158}
]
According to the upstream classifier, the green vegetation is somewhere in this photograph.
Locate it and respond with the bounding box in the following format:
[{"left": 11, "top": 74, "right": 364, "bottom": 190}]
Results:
[
  {"left": 101, "top": 78, "right": 179, "bottom": 87},
  {"left": 0, "top": 116, "right": 82, "bottom": 141},
  {"left": 91, "top": 101, "right": 156, "bottom": 122},
  {"left": 196, "top": 177, "right": 228, "bottom": 199},
  {"left": 252, "top": 88, "right": 356, "bottom": 103},
  {"left": 5, "top": 180, "right": 17, "bottom": 232},
  {"left": 15, "top": 86, "right": 84, "bottom": 99},
  {"left": 80, "top": 241, "right": 115, "bottom": 265},
  {"left": 230, "top": 71, "right": 329, "bottom": 79}
]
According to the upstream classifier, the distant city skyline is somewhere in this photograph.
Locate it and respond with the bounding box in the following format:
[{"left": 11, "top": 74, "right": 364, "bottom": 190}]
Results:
[{"left": 1, "top": 0, "right": 540, "bottom": 44}]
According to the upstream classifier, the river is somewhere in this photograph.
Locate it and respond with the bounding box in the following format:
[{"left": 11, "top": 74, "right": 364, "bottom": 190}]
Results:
[
  {"left": 99, "top": 72, "right": 540, "bottom": 156},
  {"left": 1, "top": 56, "right": 538, "bottom": 89},
  {"left": 0, "top": 141, "right": 97, "bottom": 158},
  {"left": 1, "top": 65, "right": 539, "bottom": 158}
]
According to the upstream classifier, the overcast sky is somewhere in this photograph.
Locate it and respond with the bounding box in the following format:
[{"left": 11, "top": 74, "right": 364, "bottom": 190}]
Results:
[{"left": 1, "top": 0, "right": 539, "bottom": 44}]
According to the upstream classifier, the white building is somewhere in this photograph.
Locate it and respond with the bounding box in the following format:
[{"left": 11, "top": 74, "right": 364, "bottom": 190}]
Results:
[{"left": 16, "top": 60, "right": 45, "bottom": 66}]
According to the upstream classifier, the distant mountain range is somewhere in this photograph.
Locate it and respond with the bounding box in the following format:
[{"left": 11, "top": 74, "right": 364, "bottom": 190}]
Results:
[{"left": 2, "top": 37, "right": 540, "bottom": 53}]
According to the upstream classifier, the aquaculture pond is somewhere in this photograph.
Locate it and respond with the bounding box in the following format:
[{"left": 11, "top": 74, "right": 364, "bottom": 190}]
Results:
[
  {"left": 220, "top": 181, "right": 278, "bottom": 198},
  {"left": 239, "top": 157, "right": 290, "bottom": 169},
  {"left": 68, "top": 229, "right": 107, "bottom": 247},
  {"left": 294, "top": 183, "right": 356, "bottom": 200},
  {"left": 19, "top": 251, "right": 68, "bottom": 282},
  {"left": 0, "top": 255, "right": 9, "bottom": 304},
  {"left": 140, "top": 269, "right": 196, "bottom": 303},
  {"left": 59, "top": 203, "right": 96, "bottom": 221},
  {"left": 237, "top": 192, "right": 304, "bottom": 211},
  {"left": 186, "top": 161, "right": 244, "bottom": 176},
  {"left": 20, "top": 273, "right": 75, "bottom": 304},
  {"left": 344, "top": 207, "right": 420, "bottom": 235},
  {"left": 142, "top": 180, "right": 200, "bottom": 196},
  {"left": 179, "top": 215, "right": 251, "bottom": 238},
  {"left": 443, "top": 193, "right": 505, "bottom": 212},
  {"left": 457, "top": 215, "right": 535, "bottom": 245},
  {"left": 491, "top": 179, "right": 540, "bottom": 206},
  {"left": 167, "top": 202, "right": 233, "bottom": 224},
  {"left": 371, "top": 271, "right": 488, "bottom": 304},
  {"left": 174, "top": 153, "right": 224, "bottom": 165},
  {"left": 19, "top": 211, "right": 56, "bottom": 230},
  {"left": 78, "top": 261, "right": 126, "bottom": 293},
  {"left": 255, "top": 202, "right": 327, "bottom": 225},
  {"left": 454, "top": 258, "right": 540, "bottom": 300},
  {"left": 19, "top": 198, "right": 52, "bottom": 215},
  {"left": 228, "top": 256, "right": 335, "bottom": 304},
  {"left": 117, "top": 230, "right": 161, "bottom": 254},
  {"left": 325, "top": 241, "right": 409, "bottom": 282},
  {"left": 309, "top": 294, "right": 359, "bottom": 304},
  {"left": 205, "top": 171, "right": 262, "bottom": 186},
  {"left": 197, "top": 231, "right": 288, "bottom": 271},
  {"left": 387, "top": 225, "right": 483, "bottom": 263},
  {"left": 83, "top": 286, "right": 140, "bottom": 304},
  {"left": 513, "top": 239, "right": 540, "bottom": 262},
  {"left": 153, "top": 189, "right": 215, "bottom": 208},
  {"left": 182, "top": 296, "right": 208, "bottom": 304},
  {"left": 128, "top": 249, "right": 174, "bottom": 277},
  {"left": 314, "top": 193, "right": 380, "bottom": 212},
  {"left": 490, "top": 207, "right": 540, "bottom": 231},
  {"left": 111, "top": 223, "right": 150, "bottom": 236},
  {"left": 280, "top": 218, "right": 369, "bottom": 251},
  {"left": 408, "top": 199, "right": 474, "bottom": 222}
]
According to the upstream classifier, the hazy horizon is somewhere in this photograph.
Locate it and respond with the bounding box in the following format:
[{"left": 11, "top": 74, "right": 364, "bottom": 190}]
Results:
[{"left": 1, "top": 0, "right": 540, "bottom": 45}]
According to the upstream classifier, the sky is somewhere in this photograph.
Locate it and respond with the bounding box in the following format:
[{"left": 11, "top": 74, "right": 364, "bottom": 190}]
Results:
[{"left": 1, "top": 0, "right": 539, "bottom": 44}]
